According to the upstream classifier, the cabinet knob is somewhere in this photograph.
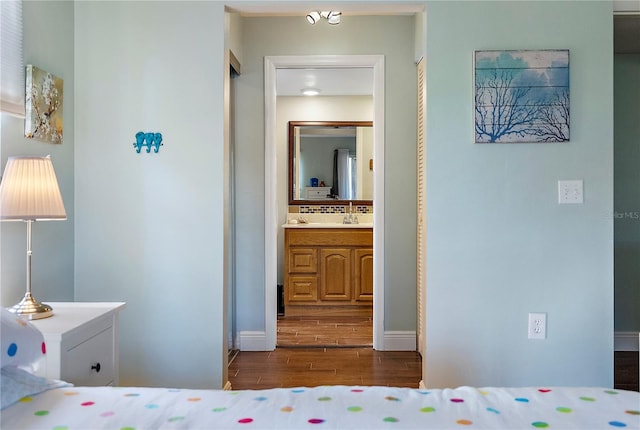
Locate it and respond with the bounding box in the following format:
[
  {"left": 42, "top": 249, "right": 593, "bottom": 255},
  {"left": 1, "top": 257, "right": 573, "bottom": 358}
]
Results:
[{"left": 91, "top": 362, "right": 101, "bottom": 373}]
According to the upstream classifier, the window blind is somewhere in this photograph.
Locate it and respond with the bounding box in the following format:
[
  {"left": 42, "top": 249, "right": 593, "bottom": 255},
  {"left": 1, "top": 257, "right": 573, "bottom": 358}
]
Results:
[{"left": 1, "top": 0, "right": 24, "bottom": 118}]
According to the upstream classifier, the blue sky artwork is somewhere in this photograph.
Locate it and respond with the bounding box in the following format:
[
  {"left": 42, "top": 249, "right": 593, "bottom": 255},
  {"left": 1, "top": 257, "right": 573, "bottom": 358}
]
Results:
[{"left": 474, "top": 50, "right": 570, "bottom": 143}]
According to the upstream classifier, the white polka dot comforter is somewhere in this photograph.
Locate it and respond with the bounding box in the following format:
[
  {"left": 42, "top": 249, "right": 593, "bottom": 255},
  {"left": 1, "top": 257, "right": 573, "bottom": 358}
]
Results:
[{"left": 1, "top": 383, "right": 638, "bottom": 429}]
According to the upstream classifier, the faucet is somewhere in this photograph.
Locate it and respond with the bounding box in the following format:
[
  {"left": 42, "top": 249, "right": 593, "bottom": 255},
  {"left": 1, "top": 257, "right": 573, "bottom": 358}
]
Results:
[{"left": 343, "top": 202, "right": 359, "bottom": 224}]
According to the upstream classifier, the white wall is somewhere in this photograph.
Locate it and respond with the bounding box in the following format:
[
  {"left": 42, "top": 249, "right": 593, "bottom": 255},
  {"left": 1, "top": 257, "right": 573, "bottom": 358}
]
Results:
[
  {"left": 1, "top": 1, "right": 75, "bottom": 307},
  {"left": 37, "top": 0, "right": 616, "bottom": 389},
  {"left": 425, "top": 0, "right": 614, "bottom": 387},
  {"left": 74, "top": 1, "right": 227, "bottom": 388}
]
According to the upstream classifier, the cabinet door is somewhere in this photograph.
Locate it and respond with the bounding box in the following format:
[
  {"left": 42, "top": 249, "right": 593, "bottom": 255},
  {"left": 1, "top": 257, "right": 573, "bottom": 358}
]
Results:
[
  {"left": 288, "top": 248, "right": 318, "bottom": 273},
  {"left": 287, "top": 276, "right": 318, "bottom": 302},
  {"left": 354, "top": 248, "right": 374, "bottom": 301},
  {"left": 320, "top": 248, "right": 351, "bottom": 301}
]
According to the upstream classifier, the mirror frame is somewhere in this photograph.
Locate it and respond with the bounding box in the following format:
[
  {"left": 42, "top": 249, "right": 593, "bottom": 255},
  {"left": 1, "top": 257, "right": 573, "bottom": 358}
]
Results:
[{"left": 288, "top": 120, "right": 374, "bottom": 206}]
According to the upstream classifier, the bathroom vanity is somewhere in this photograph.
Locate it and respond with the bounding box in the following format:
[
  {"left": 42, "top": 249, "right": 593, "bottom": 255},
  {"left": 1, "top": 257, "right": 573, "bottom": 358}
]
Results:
[{"left": 283, "top": 224, "right": 373, "bottom": 316}]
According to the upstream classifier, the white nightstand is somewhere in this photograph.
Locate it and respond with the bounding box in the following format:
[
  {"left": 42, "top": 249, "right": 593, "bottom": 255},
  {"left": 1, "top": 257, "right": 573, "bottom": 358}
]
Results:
[{"left": 29, "top": 302, "right": 126, "bottom": 386}]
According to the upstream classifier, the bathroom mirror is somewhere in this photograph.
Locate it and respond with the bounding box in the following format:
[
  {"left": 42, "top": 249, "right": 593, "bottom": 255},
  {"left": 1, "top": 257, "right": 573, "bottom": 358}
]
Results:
[{"left": 289, "top": 121, "right": 373, "bottom": 205}]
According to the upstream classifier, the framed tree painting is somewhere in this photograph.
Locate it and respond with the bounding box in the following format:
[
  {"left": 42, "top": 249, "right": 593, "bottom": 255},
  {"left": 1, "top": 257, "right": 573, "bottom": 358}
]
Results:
[
  {"left": 474, "top": 50, "right": 569, "bottom": 143},
  {"left": 25, "top": 65, "right": 63, "bottom": 144}
]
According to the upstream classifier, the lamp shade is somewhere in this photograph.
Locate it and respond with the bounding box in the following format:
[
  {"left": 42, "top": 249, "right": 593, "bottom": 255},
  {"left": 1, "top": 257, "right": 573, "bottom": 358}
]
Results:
[{"left": 0, "top": 156, "right": 66, "bottom": 221}]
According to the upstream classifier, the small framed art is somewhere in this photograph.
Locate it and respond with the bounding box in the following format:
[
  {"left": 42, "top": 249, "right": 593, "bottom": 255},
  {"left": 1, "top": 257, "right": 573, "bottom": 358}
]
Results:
[{"left": 25, "top": 65, "right": 63, "bottom": 144}]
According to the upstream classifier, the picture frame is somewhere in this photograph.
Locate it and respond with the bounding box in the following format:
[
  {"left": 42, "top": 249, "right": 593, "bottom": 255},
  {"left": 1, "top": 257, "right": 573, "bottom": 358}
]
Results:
[
  {"left": 474, "top": 50, "right": 569, "bottom": 143},
  {"left": 25, "top": 65, "right": 64, "bottom": 144}
]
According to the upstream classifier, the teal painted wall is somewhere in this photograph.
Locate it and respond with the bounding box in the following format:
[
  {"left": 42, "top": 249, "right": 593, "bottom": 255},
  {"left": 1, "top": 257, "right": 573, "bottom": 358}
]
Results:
[
  {"left": 1, "top": 1, "right": 75, "bottom": 307},
  {"left": 425, "top": 1, "right": 614, "bottom": 387},
  {"left": 614, "top": 53, "right": 640, "bottom": 333},
  {"left": 5, "top": 0, "right": 613, "bottom": 389},
  {"left": 73, "top": 1, "right": 227, "bottom": 388}
]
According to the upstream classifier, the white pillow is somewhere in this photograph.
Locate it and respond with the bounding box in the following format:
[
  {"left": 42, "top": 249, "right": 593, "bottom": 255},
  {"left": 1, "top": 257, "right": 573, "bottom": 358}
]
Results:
[
  {"left": 1, "top": 366, "right": 69, "bottom": 410},
  {"left": 1, "top": 308, "right": 46, "bottom": 372}
]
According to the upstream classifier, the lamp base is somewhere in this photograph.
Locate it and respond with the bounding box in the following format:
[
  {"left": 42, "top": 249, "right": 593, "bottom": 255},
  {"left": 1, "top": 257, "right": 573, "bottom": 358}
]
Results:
[{"left": 8, "top": 293, "right": 53, "bottom": 320}]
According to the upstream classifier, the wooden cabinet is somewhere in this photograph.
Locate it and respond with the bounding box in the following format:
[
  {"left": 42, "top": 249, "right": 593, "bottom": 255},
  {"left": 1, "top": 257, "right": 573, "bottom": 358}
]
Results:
[
  {"left": 284, "top": 228, "right": 372, "bottom": 316},
  {"left": 320, "top": 248, "right": 351, "bottom": 301},
  {"left": 354, "top": 248, "right": 374, "bottom": 301}
]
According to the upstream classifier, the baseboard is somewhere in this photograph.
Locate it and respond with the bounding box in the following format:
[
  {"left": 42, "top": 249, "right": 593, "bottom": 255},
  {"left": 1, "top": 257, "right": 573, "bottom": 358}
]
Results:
[
  {"left": 223, "top": 381, "right": 232, "bottom": 391},
  {"left": 615, "top": 331, "right": 639, "bottom": 351},
  {"left": 383, "top": 331, "right": 416, "bottom": 351},
  {"left": 238, "top": 331, "right": 267, "bottom": 351}
]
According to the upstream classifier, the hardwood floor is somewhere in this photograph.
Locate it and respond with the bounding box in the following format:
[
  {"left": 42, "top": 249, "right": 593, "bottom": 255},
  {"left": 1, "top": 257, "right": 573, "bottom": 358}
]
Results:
[
  {"left": 228, "top": 347, "right": 422, "bottom": 390},
  {"left": 277, "top": 316, "right": 372, "bottom": 347},
  {"left": 615, "top": 351, "right": 639, "bottom": 392},
  {"left": 228, "top": 316, "right": 415, "bottom": 390}
]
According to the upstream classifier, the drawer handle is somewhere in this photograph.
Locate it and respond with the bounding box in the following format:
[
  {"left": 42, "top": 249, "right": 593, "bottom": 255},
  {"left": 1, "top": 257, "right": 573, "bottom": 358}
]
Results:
[{"left": 91, "top": 362, "right": 101, "bottom": 373}]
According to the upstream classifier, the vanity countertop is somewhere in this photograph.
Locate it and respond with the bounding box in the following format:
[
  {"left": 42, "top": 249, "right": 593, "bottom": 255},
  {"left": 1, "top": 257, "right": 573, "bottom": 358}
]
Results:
[{"left": 283, "top": 213, "right": 373, "bottom": 229}]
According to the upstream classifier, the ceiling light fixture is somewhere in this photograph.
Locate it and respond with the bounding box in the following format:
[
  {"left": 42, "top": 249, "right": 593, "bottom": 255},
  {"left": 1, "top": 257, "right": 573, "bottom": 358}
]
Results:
[
  {"left": 301, "top": 88, "right": 321, "bottom": 96},
  {"left": 327, "top": 11, "right": 341, "bottom": 25},
  {"left": 306, "top": 11, "right": 320, "bottom": 25},
  {"left": 306, "top": 10, "right": 341, "bottom": 25}
]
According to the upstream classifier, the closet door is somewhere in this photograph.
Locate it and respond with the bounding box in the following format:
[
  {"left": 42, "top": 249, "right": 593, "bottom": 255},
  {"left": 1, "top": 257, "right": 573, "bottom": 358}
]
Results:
[{"left": 416, "top": 58, "right": 427, "bottom": 360}]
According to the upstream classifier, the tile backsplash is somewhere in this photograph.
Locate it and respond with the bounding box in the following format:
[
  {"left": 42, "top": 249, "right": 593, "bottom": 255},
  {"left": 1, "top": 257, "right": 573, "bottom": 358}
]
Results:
[{"left": 295, "top": 205, "right": 373, "bottom": 214}]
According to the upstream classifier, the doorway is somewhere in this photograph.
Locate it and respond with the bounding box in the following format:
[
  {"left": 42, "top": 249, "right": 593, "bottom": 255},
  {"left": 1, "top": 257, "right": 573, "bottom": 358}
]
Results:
[
  {"left": 227, "top": 49, "right": 240, "bottom": 362},
  {"left": 264, "top": 55, "right": 386, "bottom": 350},
  {"left": 613, "top": 12, "right": 640, "bottom": 390}
]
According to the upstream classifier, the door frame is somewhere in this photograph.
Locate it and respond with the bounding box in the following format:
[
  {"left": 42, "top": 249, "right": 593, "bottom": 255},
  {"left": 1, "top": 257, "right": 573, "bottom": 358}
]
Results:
[{"left": 264, "top": 54, "right": 386, "bottom": 349}]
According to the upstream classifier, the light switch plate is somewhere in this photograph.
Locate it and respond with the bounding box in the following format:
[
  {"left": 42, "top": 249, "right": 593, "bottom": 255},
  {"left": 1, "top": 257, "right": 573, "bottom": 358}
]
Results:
[{"left": 558, "top": 180, "right": 583, "bottom": 204}]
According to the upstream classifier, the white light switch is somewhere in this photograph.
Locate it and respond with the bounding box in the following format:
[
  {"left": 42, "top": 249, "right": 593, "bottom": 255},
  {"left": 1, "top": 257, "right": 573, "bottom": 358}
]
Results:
[{"left": 558, "top": 180, "right": 583, "bottom": 204}]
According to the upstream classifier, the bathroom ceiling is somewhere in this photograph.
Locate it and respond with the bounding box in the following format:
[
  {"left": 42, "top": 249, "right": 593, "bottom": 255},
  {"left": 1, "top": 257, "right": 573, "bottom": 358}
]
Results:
[{"left": 276, "top": 68, "right": 373, "bottom": 96}]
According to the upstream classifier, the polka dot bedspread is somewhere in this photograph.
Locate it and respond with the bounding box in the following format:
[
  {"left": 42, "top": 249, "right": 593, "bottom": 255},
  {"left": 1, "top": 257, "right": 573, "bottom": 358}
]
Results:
[{"left": 1, "top": 384, "right": 638, "bottom": 429}]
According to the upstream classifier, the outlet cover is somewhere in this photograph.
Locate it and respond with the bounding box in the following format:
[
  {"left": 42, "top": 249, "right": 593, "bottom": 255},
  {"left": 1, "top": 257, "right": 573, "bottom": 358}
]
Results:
[{"left": 528, "top": 312, "right": 547, "bottom": 340}]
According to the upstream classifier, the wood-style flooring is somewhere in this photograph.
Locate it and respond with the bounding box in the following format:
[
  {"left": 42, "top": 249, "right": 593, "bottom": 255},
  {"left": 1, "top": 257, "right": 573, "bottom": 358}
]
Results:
[
  {"left": 615, "top": 351, "right": 639, "bottom": 392},
  {"left": 277, "top": 316, "right": 372, "bottom": 347},
  {"left": 228, "top": 347, "right": 422, "bottom": 390},
  {"left": 228, "top": 316, "right": 417, "bottom": 390},
  {"left": 229, "top": 317, "right": 639, "bottom": 392}
]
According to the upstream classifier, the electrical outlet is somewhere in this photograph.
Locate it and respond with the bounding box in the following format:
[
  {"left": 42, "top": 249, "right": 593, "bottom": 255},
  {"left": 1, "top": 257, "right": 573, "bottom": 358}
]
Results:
[
  {"left": 558, "top": 180, "right": 583, "bottom": 204},
  {"left": 528, "top": 313, "right": 547, "bottom": 340}
]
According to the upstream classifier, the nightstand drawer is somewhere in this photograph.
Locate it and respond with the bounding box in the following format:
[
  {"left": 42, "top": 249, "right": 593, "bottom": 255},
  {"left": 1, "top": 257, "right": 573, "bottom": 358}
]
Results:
[
  {"left": 30, "top": 302, "right": 125, "bottom": 386},
  {"left": 63, "top": 326, "right": 114, "bottom": 386}
]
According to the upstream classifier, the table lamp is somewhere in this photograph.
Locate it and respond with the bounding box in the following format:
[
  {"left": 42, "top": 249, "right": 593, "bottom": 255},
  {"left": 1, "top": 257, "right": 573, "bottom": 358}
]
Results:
[{"left": 0, "top": 155, "right": 67, "bottom": 319}]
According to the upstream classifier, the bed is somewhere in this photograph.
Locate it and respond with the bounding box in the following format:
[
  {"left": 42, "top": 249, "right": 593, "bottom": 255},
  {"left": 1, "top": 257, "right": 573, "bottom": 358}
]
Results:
[{"left": 2, "top": 310, "right": 639, "bottom": 429}]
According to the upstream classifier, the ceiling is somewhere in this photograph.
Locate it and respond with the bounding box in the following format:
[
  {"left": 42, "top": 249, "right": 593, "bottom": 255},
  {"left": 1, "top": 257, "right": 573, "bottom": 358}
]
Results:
[{"left": 276, "top": 68, "right": 373, "bottom": 96}]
